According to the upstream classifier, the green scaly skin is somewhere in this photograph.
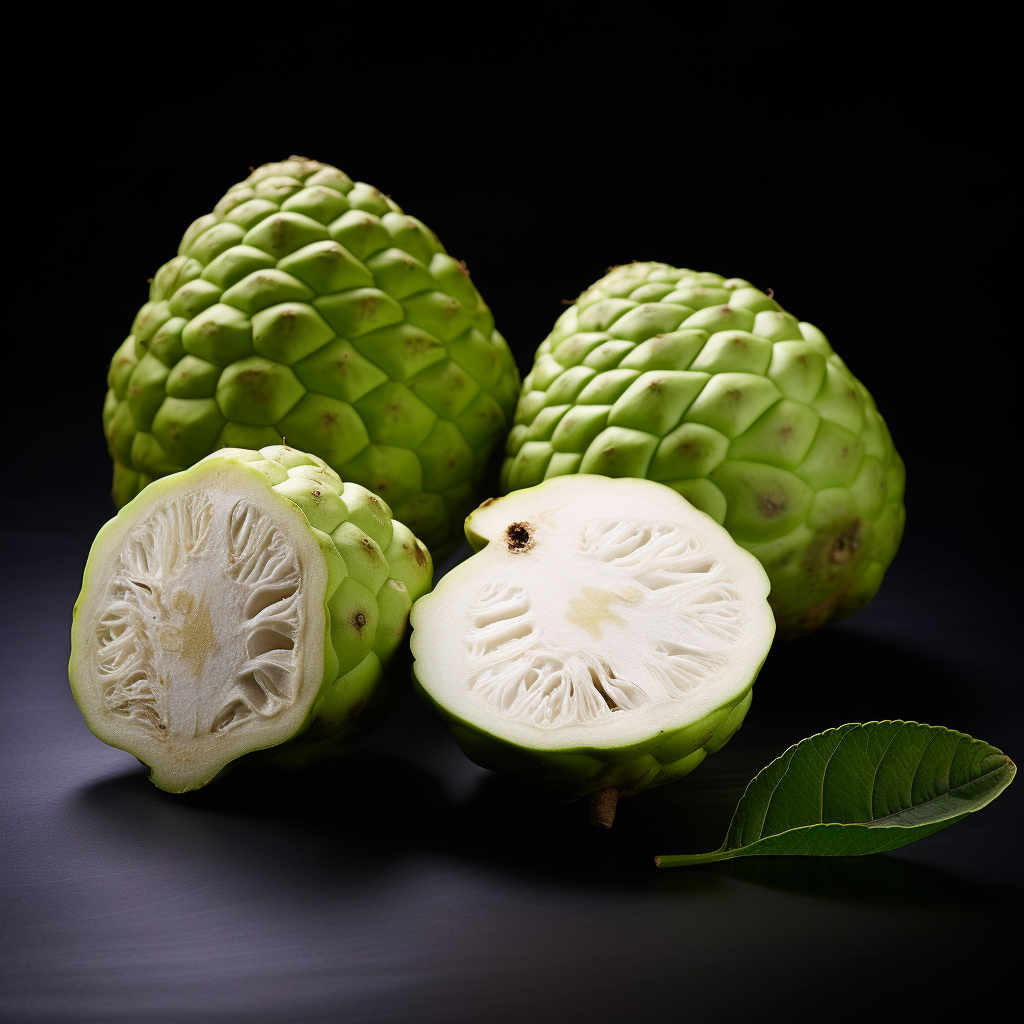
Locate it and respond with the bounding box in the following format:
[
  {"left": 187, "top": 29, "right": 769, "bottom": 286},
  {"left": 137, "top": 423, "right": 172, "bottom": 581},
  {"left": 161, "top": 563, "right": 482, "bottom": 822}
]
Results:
[
  {"left": 502, "top": 263, "right": 905, "bottom": 638},
  {"left": 103, "top": 157, "right": 520, "bottom": 563},
  {"left": 70, "top": 445, "right": 432, "bottom": 791}
]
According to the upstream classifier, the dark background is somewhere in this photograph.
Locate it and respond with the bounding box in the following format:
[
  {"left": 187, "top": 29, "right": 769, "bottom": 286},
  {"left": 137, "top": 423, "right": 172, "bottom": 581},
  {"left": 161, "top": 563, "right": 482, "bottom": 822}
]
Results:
[{"left": 2, "top": 32, "right": 1018, "bottom": 1024}]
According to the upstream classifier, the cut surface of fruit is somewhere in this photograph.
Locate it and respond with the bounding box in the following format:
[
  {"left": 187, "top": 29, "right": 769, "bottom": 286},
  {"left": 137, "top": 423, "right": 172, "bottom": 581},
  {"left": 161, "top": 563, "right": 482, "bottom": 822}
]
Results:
[
  {"left": 70, "top": 444, "right": 433, "bottom": 792},
  {"left": 411, "top": 476, "right": 774, "bottom": 792},
  {"left": 71, "top": 460, "right": 327, "bottom": 791}
]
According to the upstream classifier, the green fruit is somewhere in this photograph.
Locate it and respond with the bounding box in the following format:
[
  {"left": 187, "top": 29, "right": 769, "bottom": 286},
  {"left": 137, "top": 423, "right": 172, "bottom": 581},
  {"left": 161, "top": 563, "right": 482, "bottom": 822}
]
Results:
[
  {"left": 104, "top": 156, "right": 520, "bottom": 561},
  {"left": 410, "top": 475, "right": 775, "bottom": 825},
  {"left": 70, "top": 444, "right": 432, "bottom": 792},
  {"left": 502, "top": 263, "right": 905, "bottom": 638}
]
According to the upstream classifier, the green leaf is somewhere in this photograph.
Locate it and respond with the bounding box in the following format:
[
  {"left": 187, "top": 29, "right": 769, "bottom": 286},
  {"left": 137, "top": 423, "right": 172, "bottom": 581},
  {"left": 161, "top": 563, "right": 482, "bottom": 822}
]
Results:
[{"left": 655, "top": 721, "right": 1015, "bottom": 867}]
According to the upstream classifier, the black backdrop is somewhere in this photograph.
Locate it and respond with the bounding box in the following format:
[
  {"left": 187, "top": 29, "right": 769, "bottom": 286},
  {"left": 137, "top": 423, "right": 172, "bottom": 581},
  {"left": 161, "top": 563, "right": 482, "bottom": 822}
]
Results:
[{"left": 2, "top": 35, "right": 1019, "bottom": 1024}]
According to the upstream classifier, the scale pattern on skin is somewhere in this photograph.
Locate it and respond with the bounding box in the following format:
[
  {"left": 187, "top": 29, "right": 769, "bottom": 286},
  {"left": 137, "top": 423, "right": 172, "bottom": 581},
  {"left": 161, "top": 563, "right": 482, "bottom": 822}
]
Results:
[
  {"left": 103, "top": 157, "right": 520, "bottom": 559},
  {"left": 503, "top": 263, "right": 905, "bottom": 637}
]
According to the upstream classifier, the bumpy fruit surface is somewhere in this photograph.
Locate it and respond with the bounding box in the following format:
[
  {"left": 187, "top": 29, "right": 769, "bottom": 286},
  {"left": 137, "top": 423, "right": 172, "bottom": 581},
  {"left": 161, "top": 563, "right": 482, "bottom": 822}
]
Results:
[
  {"left": 411, "top": 475, "right": 775, "bottom": 816},
  {"left": 104, "top": 157, "right": 520, "bottom": 560},
  {"left": 70, "top": 444, "right": 432, "bottom": 792},
  {"left": 502, "top": 264, "right": 905, "bottom": 638}
]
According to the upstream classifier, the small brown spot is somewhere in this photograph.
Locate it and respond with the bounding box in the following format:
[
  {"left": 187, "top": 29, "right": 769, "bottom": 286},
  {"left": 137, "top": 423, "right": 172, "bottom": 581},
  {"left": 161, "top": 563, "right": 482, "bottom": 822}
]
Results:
[
  {"left": 506, "top": 522, "right": 534, "bottom": 552},
  {"left": 779, "top": 425, "right": 793, "bottom": 440},
  {"left": 647, "top": 378, "right": 664, "bottom": 393},
  {"left": 413, "top": 542, "right": 427, "bottom": 567},
  {"left": 830, "top": 520, "right": 862, "bottom": 564},
  {"left": 757, "top": 493, "right": 787, "bottom": 518},
  {"left": 320, "top": 412, "right": 339, "bottom": 428},
  {"left": 352, "top": 612, "right": 367, "bottom": 632}
]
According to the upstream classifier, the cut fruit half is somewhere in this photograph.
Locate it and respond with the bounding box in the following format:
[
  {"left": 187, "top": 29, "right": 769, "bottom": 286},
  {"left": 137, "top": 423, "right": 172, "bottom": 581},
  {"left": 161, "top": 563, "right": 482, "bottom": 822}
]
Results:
[
  {"left": 70, "top": 445, "right": 432, "bottom": 792},
  {"left": 411, "top": 475, "right": 775, "bottom": 823}
]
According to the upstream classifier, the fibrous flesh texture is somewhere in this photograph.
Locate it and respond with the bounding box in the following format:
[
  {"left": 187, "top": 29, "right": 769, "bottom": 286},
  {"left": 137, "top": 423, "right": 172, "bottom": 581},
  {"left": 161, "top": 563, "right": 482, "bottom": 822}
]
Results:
[
  {"left": 411, "top": 475, "right": 774, "bottom": 801},
  {"left": 70, "top": 445, "right": 432, "bottom": 791}
]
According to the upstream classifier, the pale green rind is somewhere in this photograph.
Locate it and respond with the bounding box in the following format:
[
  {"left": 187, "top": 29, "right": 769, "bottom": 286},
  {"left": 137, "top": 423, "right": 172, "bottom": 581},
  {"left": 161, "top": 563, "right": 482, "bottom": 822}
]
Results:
[
  {"left": 655, "top": 721, "right": 1015, "bottom": 866},
  {"left": 412, "top": 672, "right": 756, "bottom": 798}
]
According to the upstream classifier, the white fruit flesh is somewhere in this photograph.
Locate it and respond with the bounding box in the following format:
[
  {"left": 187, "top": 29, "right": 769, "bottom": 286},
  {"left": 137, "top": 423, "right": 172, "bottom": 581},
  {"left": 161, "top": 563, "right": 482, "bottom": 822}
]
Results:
[
  {"left": 70, "top": 461, "right": 327, "bottom": 791},
  {"left": 412, "top": 476, "right": 774, "bottom": 750}
]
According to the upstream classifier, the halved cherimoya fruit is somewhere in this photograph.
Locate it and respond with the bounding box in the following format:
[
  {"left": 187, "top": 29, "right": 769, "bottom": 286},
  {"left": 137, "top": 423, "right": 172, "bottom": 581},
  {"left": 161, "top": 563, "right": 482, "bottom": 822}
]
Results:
[
  {"left": 70, "top": 445, "right": 432, "bottom": 792},
  {"left": 410, "top": 475, "right": 775, "bottom": 826}
]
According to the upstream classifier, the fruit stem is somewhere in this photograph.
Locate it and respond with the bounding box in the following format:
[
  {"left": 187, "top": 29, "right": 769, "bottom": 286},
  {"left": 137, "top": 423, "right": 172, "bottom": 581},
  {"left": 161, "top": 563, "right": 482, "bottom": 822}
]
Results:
[{"left": 590, "top": 787, "right": 618, "bottom": 828}]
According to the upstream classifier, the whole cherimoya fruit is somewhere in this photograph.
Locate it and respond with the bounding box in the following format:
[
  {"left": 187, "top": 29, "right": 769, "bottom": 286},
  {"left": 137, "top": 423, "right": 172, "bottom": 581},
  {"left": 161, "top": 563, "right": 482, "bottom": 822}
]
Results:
[
  {"left": 502, "top": 264, "right": 905, "bottom": 638},
  {"left": 104, "top": 157, "right": 520, "bottom": 561},
  {"left": 70, "top": 445, "right": 432, "bottom": 792},
  {"left": 411, "top": 475, "right": 775, "bottom": 826}
]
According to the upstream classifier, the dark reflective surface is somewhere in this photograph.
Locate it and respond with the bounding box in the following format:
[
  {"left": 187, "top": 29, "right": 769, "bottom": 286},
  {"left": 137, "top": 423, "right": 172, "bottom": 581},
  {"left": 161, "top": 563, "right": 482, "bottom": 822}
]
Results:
[{"left": 1, "top": 513, "right": 1020, "bottom": 1024}]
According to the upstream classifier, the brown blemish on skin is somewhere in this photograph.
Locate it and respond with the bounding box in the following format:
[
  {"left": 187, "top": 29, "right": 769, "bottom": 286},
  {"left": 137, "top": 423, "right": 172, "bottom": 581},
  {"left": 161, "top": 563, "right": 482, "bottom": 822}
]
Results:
[
  {"left": 506, "top": 522, "right": 534, "bottom": 552},
  {"left": 404, "top": 335, "right": 440, "bottom": 356},
  {"left": 757, "top": 493, "right": 787, "bottom": 518},
  {"left": 352, "top": 612, "right": 367, "bottom": 633},
  {"left": 830, "top": 520, "right": 861, "bottom": 564}
]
